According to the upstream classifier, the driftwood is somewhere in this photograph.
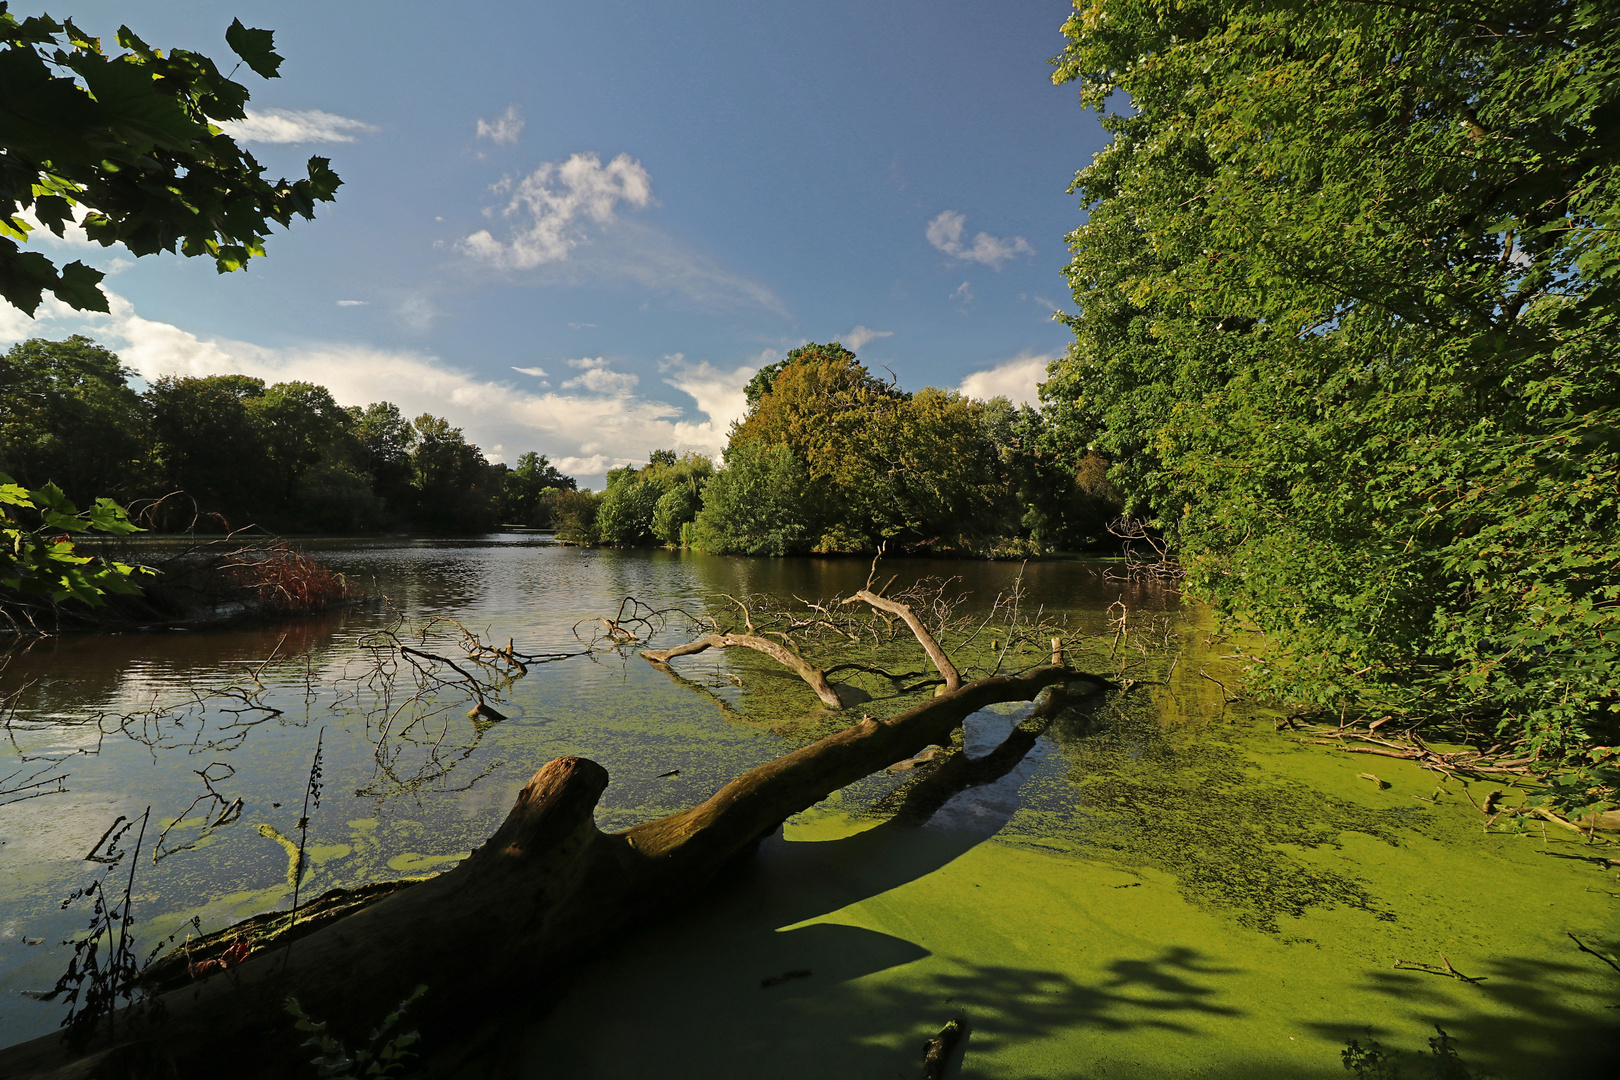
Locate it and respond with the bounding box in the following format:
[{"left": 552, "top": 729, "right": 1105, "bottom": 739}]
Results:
[
  {"left": 642, "top": 631, "right": 843, "bottom": 708},
  {"left": 0, "top": 663, "right": 1101, "bottom": 1079}
]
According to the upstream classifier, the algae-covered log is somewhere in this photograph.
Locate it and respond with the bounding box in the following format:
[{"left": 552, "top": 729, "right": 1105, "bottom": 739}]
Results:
[{"left": 0, "top": 664, "right": 1100, "bottom": 1079}]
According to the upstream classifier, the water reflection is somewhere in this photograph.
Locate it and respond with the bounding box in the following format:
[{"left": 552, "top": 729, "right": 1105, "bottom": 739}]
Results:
[{"left": 0, "top": 542, "right": 1158, "bottom": 1044}]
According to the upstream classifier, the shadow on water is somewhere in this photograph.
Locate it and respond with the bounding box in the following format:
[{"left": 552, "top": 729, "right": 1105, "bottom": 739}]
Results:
[
  {"left": 462, "top": 704, "right": 1259, "bottom": 1080},
  {"left": 1306, "top": 953, "right": 1620, "bottom": 1076}
]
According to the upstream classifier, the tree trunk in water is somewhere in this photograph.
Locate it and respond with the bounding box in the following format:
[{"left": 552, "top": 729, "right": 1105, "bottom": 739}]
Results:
[{"left": 0, "top": 665, "right": 1097, "bottom": 1079}]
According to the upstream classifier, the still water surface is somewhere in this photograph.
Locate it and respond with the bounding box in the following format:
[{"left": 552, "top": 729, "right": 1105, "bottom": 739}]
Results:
[{"left": 0, "top": 539, "right": 1613, "bottom": 1076}]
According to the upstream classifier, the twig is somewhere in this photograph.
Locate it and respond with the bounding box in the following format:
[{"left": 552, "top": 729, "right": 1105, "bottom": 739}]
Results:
[{"left": 1567, "top": 932, "right": 1620, "bottom": 975}]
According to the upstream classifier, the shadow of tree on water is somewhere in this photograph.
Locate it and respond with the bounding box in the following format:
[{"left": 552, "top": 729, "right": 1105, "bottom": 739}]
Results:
[
  {"left": 1304, "top": 951, "right": 1620, "bottom": 1079},
  {"left": 462, "top": 712, "right": 1262, "bottom": 1080}
]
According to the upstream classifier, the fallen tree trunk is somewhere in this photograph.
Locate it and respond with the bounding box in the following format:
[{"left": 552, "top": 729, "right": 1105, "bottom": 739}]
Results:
[{"left": 0, "top": 664, "right": 1101, "bottom": 1079}]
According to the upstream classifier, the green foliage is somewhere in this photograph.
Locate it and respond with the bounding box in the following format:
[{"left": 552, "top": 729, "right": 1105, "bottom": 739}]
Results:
[
  {"left": 410, "top": 414, "right": 500, "bottom": 532},
  {"left": 0, "top": 5, "right": 340, "bottom": 314},
  {"left": 1342, "top": 1027, "right": 1482, "bottom": 1080},
  {"left": 284, "top": 983, "right": 427, "bottom": 1079},
  {"left": 547, "top": 487, "right": 602, "bottom": 545},
  {"left": 502, "top": 451, "right": 575, "bottom": 527},
  {"left": 716, "top": 344, "right": 1120, "bottom": 555},
  {"left": 596, "top": 475, "right": 663, "bottom": 545},
  {"left": 692, "top": 441, "right": 811, "bottom": 556},
  {"left": 1045, "top": 0, "right": 1620, "bottom": 756},
  {"left": 0, "top": 472, "right": 145, "bottom": 607},
  {"left": 584, "top": 450, "right": 714, "bottom": 547},
  {"left": 2, "top": 335, "right": 573, "bottom": 535},
  {"left": 652, "top": 481, "right": 702, "bottom": 545},
  {"left": 743, "top": 340, "right": 861, "bottom": 407},
  {"left": 0, "top": 334, "right": 147, "bottom": 503}
]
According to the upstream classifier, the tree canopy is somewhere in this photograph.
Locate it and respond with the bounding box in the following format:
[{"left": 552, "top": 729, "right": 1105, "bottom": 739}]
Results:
[
  {"left": 0, "top": 4, "right": 340, "bottom": 314},
  {"left": 1044, "top": 0, "right": 1619, "bottom": 756}
]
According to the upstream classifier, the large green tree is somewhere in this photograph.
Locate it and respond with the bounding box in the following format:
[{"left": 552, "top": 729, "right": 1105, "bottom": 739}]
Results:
[
  {"left": 1045, "top": 0, "right": 1619, "bottom": 755},
  {"left": 0, "top": 5, "right": 339, "bottom": 314},
  {"left": 0, "top": 334, "right": 146, "bottom": 502}
]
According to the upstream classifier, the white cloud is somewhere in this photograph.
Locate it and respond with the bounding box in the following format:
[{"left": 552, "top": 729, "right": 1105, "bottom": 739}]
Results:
[
  {"left": 952, "top": 281, "right": 973, "bottom": 305},
  {"left": 957, "top": 351, "right": 1055, "bottom": 408},
  {"left": 15, "top": 204, "right": 98, "bottom": 248},
  {"left": 511, "top": 365, "right": 548, "bottom": 377},
  {"left": 460, "top": 152, "right": 654, "bottom": 269},
  {"left": 926, "top": 210, "right": 1033, "bottom": 269},
  {"left": 660, "top": 358, "right": 755, "bottom": 448},
  {"left": 475, "top": 104, "right": 525, "bottom": 146},
  {"left": 561, "top": 356, "right": 639, "bottom": 395},
  {"left": 568, "top": 321, "right": 596, "bottom": 329},
  {"left": 4, "top": 293, "right": 754, "bottom": 486},
  {"left": 218, "top": 108, "right": 378, "bottom": 144},
  {"left": 842, "top": 325, "right": 892, "bottom": 352},
  {"left": 336, "top": 299, "right": 367, "bottom": 307},
  {"left": 0, "top": 301, "right": 36, "bottom": 344},
  {"left": 458, "top": 154, "right": 787, "bottom": 316}
]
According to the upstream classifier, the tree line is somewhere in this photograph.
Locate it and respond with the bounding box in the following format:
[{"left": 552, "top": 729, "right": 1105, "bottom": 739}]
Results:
[
  {"left": 0, "top": 334, "right": 576, "bottom": 533},
  {"left": 543, "top": 343, "right": 1121, "bottom": 555}
]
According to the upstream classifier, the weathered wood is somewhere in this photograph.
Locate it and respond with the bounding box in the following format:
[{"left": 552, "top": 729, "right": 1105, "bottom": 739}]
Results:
[
  {"left": 641, "top": 631, "right": 843, "bottom": 708},
  {"left": 844, "top": 588, "right": 961, "bottom": 690},
  {"left": 0, "top": 665, "right": 1100, "bottom": 1078}
]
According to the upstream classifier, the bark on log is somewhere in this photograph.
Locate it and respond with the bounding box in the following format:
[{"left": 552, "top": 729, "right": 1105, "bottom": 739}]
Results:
[
  {"left": 641, "top": 632, "right": 843, "bottom": 708},
  {"left": 0, "top": 665, "right": 1099, "bottom": 1079}
]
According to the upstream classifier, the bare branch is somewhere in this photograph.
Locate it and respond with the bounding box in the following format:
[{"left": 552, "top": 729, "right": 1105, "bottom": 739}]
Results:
[
  {"left": 642, "top": 633, "right": 843, "bottom": 709},
  {"left": 843, "top": 589, "right": 962, "bottom": 692}
]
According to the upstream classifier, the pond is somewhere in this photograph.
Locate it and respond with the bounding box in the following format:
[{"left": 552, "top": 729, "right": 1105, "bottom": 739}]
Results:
[{"left": 0, "top": 538, "right": 1614, "bottom": 1076}]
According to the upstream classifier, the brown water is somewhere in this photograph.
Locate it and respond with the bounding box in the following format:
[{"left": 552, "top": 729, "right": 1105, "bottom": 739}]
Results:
[{"left": 0, "top": 539, "right": 1614, "bottom": 1076}]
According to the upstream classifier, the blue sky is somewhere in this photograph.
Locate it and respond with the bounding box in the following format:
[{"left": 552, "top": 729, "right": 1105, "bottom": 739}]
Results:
[{"left": 3, "top": 1, "right": 1106, "bottom": 485}]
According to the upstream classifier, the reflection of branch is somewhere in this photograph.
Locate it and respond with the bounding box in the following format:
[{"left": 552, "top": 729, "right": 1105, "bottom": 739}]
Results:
[
  {"left": 643, "top": 660, "right": 742, "bottom": 720},
  {"left": 154, "top": 762, "right": 243, "bottom": 863}
]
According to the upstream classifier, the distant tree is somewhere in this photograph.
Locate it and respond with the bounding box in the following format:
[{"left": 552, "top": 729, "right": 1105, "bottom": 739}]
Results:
[
  {"left": 0, "top": 335, "right": 146, "bottom": 503},
  {"left": 692, "top": 441, "right": 810, "bottom": 556},
  {"left": 743, "top": 342, "right": 863, "bottom": 408},
  {"left": 546, "top": 488, "right": 602, "bottom": 546},
  {"left": 595, "top": 450, "right": 713, "bottom": 546},
  {"left": 145, "top": 374, "right": 268, "bottom": 526},
  {"left": 502, "top": 451, "right": 576, "bottom": 527},
  {"left": 351, "top": 402, "right": 418, "bottom": 519},
  {"left": 248, "top": 382, "right": 355, "bottom": 510},
  {"left": 0, "top": 9, "right": 339, "bottom": 316},
  {"left": 411, "top": 414, "right": 498, "bottom": 531}
]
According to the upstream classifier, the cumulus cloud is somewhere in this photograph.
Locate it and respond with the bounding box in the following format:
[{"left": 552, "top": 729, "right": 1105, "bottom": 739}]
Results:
[
  {"left": 842, "top": 325, "right": 892, "bottom": 352},
  {"left": 3, "top": 293, "right": 753, "bottom": 486},
  {"left": 957, "top": 351, "right": 1055, "bottom": 408},
  {"left": 561, "top": 356, "right": 639, "bottom": 395},
  {"left": 460, "top": 152, "right": 653, "bottom": 269},
  {"left": 218, "top": 108, "right": 378, "bottom": 144},
  {"left": 660, "top": 357, "right": 754, "bottom": 448},
  {"left": 336, "top": 300, "right": 367, "bottom": 307},
  {"left": 475, "top": 104, "right": 524, "bottom": 146},
  {"left": 511, "top": 365, "right": 548, "bottom": 377},
  {"left": 926, "top": 210, "right": 1033, "bottom": 269}
]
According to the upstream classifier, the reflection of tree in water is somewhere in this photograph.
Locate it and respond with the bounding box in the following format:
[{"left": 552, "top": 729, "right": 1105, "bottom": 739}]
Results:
[{"left": 340, "top": 615, "right": 589, "bottom": 802}]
